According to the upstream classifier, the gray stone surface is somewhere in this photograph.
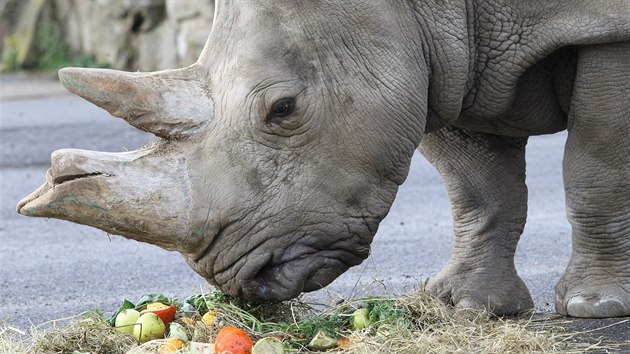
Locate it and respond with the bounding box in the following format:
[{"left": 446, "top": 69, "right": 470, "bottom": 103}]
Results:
[
  {"left": 167, "top": 0, "right": 203, "bottom": 21},
  {"left": 135, "top": 17, "right": 178, "bottom": 70},
  {"left": 1, "top": 0, "right": 214, "bottom": 71}
]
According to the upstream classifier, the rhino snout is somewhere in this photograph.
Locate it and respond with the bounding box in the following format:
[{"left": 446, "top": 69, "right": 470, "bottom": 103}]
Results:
[
  {"left": 195, "top": 231, "right": 371, "bottom": 303},
  {"left": 244, "top": 249, "right": 366, "bottom": 302}
]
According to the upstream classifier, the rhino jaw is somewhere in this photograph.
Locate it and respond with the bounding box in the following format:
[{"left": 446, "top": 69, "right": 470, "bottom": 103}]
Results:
[
  {"left": 17, "top": 144, "right": 201, "bottom": 253},
  {"left": 238, "top": 254, "right": 360, "bottom": 302}
]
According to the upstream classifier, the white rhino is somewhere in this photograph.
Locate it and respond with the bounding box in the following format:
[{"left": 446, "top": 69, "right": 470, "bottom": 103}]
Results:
[{"left": 18, "top": 1, "right": 629, "bottom": 318}]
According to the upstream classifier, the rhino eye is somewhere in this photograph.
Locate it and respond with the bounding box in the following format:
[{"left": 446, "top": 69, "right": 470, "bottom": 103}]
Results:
[{"left": 269, "top": 98, "right": 296, "bottom": 119}]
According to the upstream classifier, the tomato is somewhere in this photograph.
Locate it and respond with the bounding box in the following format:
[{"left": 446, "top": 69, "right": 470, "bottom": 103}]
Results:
[
  {"left": 215, "top": 326, "right": 253, "bottom": 354},
  {"left": 140, "top": 304, "right": 177, "bottom": 325}
]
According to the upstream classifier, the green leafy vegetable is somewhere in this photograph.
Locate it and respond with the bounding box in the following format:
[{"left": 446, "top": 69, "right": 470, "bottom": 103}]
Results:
[
  {"left": 107, "top": 299, "right": 135, "bottom": 327},
  {"left": 134, "top": 293, "right": 173, "bottom": 310}
]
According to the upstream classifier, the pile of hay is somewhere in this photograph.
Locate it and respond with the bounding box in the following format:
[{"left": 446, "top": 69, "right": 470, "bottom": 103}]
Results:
[
  {"left": 0, "top": 290, "right": 605, "bottom": 353},
  {"left": 0, "top": 312, "right": 136, "bottom": 354},
  {"left": 330, "top": 292, "right": 590, "bottom": 353}
]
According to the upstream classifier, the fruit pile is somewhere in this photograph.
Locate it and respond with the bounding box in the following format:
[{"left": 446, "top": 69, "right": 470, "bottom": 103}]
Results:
[
  {"left": 3, "top": 290, "right": 578, "bottom": 354},
  {"left": 108, "top": 292, "right": 376, "bottom": 353}
]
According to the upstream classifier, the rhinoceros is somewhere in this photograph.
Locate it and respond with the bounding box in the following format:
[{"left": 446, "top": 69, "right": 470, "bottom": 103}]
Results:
[{"left": 17, "top": 1, "right": 629, "bottom": 318}]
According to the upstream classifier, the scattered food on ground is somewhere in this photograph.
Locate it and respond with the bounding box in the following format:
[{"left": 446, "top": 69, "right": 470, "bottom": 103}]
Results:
[
  {"left": 134, "top": 313, "right": 166, "bottom": 343},
  {"left": 214, "top": 326, "right": 253, "bottom": 354},
  {"left": 351, "top": 308, "right": 370, "bottom": 331},
  {"left": 0, "top": 289, "right": 617, "bottom": 353},
  {"left": 252, "top": 336, "right": 285, "bottom": 354},
  {"left": 141, "top": 303, "right": 177, "bottom": 325},
  {"left": 115, "top": 309, "right": 141, "bottom": 335}
]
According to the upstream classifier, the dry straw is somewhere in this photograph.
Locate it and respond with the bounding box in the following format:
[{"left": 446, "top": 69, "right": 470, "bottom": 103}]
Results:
[
  {"left": 0, "top": 290, "right": 611, "bottom": 354},
  {"left": 0, "top": 312, "right": 136, "bottom": 354}
]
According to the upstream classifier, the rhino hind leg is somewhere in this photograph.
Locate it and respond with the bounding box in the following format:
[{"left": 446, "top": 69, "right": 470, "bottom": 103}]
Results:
[
  {"left": 556, "top": 42, "right": 630, "bottom": 318},
  {"left": 419, "top": 126, "right": 533, "bottom": 315}
]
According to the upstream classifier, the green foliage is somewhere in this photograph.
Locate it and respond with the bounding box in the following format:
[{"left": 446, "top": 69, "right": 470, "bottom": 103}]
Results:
[
  {"left": 366, "top": 298, "right": 415, "bottom": 329},
  {"left": 34, "top": 23, "right": 109, "bottom": 71},
  {"left": 34, "top": 23, "right": 69, "bottom": 70},
  {"left": 179, "top": 294, "right": 212, "bottom": 317},
  {"left": 107, "top": 299, "right": 135, "bottom": 327},
  {"left": 0, "top": 22, "right": 110, "bottom": 72},
  {"left": 1, "top": 35, "right": 20, "bottom": 71}
]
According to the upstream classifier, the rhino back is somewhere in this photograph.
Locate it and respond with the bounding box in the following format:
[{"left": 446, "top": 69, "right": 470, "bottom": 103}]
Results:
[{"left": 452, "top": 0, "right": 630, "bottom": 136}]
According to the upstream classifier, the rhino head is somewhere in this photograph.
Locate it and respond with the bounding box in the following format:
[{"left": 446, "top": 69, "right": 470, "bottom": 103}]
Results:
[{"left": 17, "top": 1, "right": 437, "bottom": 302}]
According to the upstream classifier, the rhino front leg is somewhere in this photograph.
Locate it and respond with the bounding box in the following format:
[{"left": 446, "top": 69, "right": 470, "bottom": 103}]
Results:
[
  {"left": 419, "top": 126, "right": 533, "bottom": 315},
  {"left": 557, "top": 42, "right": 630, "bottom": 318}
]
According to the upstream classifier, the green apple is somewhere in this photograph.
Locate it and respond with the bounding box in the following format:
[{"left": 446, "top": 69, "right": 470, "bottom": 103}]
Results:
[
  {"left": 114, "top": 309, "right": 140, "bottom": 335},
  {"left": 168, "top": 322, "right": 189, "bottom": 343},
  {"left": 252, "top": 336, "right": 285, "bottom": 354},
  {"left": 133, "top": 312, "right": 166, "bottom": 343},
  {"left": 308, "top": 330, "right": 337, "bottom": 350},
  {"left": 352, "top": 307, "right": 370, "bottom": 330}
]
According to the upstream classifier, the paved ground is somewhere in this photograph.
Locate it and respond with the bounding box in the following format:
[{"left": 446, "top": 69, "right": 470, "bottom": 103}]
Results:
[{"left": 0, "top": 73, "right": 628, "bottom": 350}]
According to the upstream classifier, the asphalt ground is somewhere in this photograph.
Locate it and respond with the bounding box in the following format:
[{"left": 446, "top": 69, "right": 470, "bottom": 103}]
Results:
[{"left": 0, "top": 73, "right": 628, "bottom": 350}]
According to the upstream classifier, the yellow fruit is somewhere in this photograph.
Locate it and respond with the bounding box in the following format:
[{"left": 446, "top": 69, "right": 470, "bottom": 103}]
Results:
[
  {"left": 158, "top": 338, "right": 186, "bottom": 353},
  {"left": 181, "top": 316, "right": 195, "bottom": 326},
  {"left": 141, "top": 304, "right": 177, "bottom": 324},
  {"left": 202, "top": 311, "right": 216, "bottom": 325},
  {"left": 147, "top": 302, "right": 166, "bottom": 310}
]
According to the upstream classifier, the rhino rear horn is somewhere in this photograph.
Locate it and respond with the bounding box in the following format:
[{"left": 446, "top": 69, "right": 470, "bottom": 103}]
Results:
[{"left": 58, "top": 66, "right": 213, "bottom": 139}]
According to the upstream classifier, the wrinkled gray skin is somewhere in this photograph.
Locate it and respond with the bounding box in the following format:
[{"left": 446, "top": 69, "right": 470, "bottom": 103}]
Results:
[{"left": 17, "top": 1, "right": 629, "bottom": 317}]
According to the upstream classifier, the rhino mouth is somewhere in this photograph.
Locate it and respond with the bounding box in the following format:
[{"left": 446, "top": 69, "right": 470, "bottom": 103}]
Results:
[
  {"left": 240, "top": 252, "right": 358, "bottom": 302},
  {"left": 199, "top": 223, "right": 371, "bottom": 302},
  {"left": 17, "top": 168, "right": 111, "bottom": 215}
]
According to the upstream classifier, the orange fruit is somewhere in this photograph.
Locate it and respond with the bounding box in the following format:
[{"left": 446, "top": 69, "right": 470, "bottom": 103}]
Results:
[
  {"left": 141, "top": 304, "right": 177, "bottom": 325},
  {"left": 158, "top": 338, "right": 185, "bottom": 353},
  {"left": 215, "top": 326, "right": 253, "bottom": 354},
  {"left": 337, "top": 337, "right": 353, "bottom": 350}
]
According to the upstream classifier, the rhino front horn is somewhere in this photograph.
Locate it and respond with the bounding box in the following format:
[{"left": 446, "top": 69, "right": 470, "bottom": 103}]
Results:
[{"left": 58, "top": 66, "right": 213, "bottom": 139}]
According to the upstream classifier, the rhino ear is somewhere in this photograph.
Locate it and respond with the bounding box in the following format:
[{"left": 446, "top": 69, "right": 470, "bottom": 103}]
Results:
[{"left": 58, "top": 66, "right": 213, "bottom": 139}]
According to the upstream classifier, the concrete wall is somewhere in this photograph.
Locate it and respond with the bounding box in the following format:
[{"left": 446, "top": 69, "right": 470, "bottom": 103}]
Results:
[{"left": 1, "top": 0, "right": 214, "bottom": 71}]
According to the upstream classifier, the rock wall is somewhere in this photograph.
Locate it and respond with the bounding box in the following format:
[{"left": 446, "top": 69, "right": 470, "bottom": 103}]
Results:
[{"left": 1, "top": 0, "right": 214, "bottom": 71}]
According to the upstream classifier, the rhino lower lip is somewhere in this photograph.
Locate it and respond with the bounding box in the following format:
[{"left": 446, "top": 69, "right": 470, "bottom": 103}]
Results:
[{"left": 241, "top": 256, "right": 348, "bottom": 302}]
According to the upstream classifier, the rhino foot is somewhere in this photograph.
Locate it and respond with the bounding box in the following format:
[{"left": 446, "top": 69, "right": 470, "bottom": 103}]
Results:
[
  {"left": 426, "top": 264, "right": 533, "bottom": 316},
  {"left": 556, "top": 266, "right": 630, "bottom": 318}
]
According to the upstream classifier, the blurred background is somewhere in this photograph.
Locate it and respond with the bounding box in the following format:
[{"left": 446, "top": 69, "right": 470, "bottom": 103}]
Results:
[{"left": 1, "top": 0, "right": 214, "bottom": 72}]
